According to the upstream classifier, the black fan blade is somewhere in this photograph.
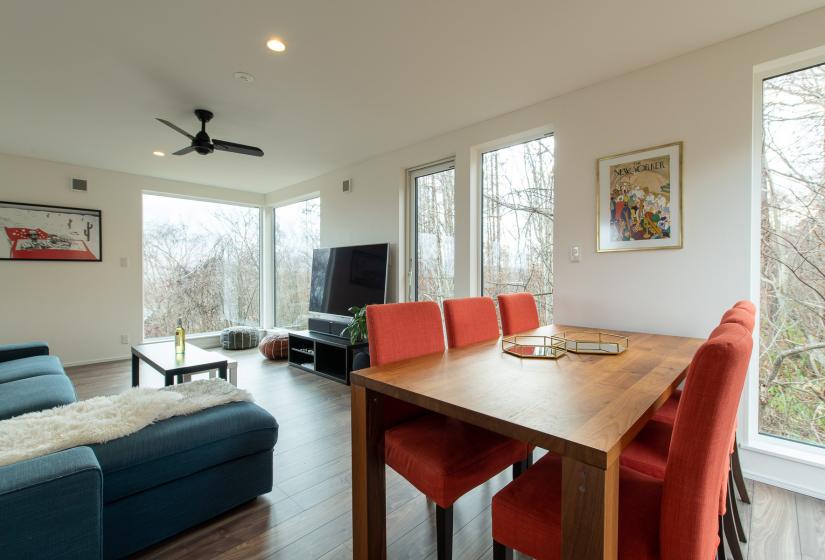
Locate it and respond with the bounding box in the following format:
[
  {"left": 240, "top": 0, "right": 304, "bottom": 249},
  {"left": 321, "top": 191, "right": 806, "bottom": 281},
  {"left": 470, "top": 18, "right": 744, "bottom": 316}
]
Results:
[
  {"left": 156, "top": 118, "right": 194, "bottom": 140},
  {"left": 213, "top": 139, "right": 264, "bottom": 157},
  {"left": 172, "top": 145, "right": 197, "bottom": 156}
]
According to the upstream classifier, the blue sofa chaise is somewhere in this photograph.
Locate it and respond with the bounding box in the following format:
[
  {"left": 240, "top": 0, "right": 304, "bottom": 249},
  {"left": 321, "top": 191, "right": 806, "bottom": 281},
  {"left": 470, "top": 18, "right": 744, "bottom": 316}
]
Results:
[{"left": 0, "top": 342, "right": 278, "bottom": 559}]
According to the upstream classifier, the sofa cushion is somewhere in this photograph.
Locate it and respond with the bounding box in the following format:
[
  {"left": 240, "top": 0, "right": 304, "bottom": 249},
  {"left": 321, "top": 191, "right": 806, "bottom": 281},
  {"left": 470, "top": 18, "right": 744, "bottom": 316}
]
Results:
[
  {"left": 0, "top": 355, "right": 65, "bottom": 384},
  {"left": 91, "top": 401, "right": 277, "bottom": 503},
  {"left": 0, "top": 374, "right": 77, "bottom": 420}
]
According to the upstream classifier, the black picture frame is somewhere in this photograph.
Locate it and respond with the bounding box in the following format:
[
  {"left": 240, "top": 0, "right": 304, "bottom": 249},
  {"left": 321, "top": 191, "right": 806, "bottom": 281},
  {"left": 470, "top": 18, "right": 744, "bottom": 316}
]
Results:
[{"left": 0, "top": 200, "right": 103, "bottom": 262}]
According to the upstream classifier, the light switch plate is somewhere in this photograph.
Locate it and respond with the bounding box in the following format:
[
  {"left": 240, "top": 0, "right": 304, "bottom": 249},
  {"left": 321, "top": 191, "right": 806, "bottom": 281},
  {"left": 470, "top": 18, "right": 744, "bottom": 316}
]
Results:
[{"left": 570, "top": 245, "right": 581, "bottom": 262}]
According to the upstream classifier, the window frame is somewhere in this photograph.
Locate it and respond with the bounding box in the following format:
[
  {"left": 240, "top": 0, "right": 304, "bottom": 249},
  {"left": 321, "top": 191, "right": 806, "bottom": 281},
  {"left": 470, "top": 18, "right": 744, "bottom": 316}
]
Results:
[
  {"left": 272, "top": 194, "right": 321, "bottom": 329},
  {"left": 406, "top": 158, "right": 456, "bottom": 302},
  {"left": 478, "top": 132, "right": 555, "bottom": 311},
  {"left": 747, "top": 47, "right": 825, "bottom": 469},
  {"left": 140, "top": 191, "right": 264, "bottom": 341}
]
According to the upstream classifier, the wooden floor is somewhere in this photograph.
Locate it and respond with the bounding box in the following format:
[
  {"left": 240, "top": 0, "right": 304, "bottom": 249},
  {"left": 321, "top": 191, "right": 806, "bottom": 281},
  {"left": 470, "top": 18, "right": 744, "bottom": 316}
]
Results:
[{"left": 66, "top": 349, "right": 825, "bottom": 560}]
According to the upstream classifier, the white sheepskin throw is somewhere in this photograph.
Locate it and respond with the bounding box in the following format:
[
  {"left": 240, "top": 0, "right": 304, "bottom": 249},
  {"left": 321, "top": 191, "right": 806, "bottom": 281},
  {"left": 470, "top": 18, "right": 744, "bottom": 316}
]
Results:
[{"left": 0, "top": 378, "right": 253, "bottom": 467}]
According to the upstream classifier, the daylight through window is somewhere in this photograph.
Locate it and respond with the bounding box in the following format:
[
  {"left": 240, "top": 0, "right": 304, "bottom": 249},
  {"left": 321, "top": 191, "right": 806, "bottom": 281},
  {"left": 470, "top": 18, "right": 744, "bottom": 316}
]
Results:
[
  {"left": 142, "top": 194, "right": 261, "bottom": 337},
  {"left": 760, "top": 62, "right": 825, "bottom": 448},
  {"left": 275, "top": 197, "right": 320, "bottom": 328},
  {"left": 482, "top": 135, "right": 555, "bottom": 324},
  {"left": 410, "top": 162, "right": 455, "bottom": 303}
]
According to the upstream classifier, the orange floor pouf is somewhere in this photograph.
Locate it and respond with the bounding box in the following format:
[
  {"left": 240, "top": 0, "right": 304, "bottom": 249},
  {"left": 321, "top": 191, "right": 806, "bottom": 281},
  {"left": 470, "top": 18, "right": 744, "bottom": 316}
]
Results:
[{"left": 259, "top": 332, "right": 289, "bottom": 360}]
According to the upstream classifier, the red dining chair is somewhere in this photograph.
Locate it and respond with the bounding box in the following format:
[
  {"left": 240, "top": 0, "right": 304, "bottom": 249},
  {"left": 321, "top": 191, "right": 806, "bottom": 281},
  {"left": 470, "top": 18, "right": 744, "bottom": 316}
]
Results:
[
  {"left": 490, "top": 321, "right": 753, "bottom": 560},
  {"left": 652, "top": 302, "right": 754, "bottom": 505},
  {"left": 444, "top": 296, "right": 534, "bottom": 475},
  {"left": 366, "top": 301, "right": 532, "bottom": 560},
  {"left": 443, "top": 296, "right": 500, "bottom": 348},
  {"left": 621, "top": 304, "right": 757, "bottom": 559},
  {"left": 497, "top": 292, "right": 540, "bottom": 336}
]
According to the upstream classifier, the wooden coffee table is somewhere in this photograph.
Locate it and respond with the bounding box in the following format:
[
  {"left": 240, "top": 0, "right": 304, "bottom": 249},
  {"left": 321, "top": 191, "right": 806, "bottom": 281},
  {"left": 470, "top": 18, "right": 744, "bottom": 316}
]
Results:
[{"left": 131, "top": 342, "right": 228, "bottom": 387}]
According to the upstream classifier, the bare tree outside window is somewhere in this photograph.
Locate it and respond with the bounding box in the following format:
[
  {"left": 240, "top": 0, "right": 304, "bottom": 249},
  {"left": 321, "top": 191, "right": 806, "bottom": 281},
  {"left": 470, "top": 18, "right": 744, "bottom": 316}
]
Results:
[
  {"left": 482, "top": 136, "right": 555, "bottom": 324},
  {"left": 143, "top": 194, "right": 261, "bottom": 337},
  {"left": 412, "top": 166, "right": 455, "bottom": 303},
  {"left": 761, "top": 63, "right": 825, "bottom": 448},
  {"left": 275, "top": 198, "right": 320, "bottom": 328}
]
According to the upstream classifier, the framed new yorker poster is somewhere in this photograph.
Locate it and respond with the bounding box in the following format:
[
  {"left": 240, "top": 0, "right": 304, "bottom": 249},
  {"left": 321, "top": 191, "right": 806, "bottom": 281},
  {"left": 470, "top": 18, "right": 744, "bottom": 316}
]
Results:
[
  {"left": 0, "top": 201, "right": 102, "bottom": 261},
  {"left": 596, "top": 141, "right": 683, "bottom": 252}
]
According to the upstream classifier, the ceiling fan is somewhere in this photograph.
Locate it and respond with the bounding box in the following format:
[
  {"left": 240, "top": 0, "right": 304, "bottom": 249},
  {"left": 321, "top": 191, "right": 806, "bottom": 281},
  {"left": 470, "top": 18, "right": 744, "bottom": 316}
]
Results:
[{"left": 156, "top": 109, "right": 264, "bottom": 157}]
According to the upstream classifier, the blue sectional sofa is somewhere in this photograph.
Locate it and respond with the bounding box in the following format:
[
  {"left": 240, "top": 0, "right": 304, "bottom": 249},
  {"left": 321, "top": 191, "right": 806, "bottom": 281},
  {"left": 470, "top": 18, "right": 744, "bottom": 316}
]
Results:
[{"left": 0, "top": 342, "right": 278, "bottom": 559}]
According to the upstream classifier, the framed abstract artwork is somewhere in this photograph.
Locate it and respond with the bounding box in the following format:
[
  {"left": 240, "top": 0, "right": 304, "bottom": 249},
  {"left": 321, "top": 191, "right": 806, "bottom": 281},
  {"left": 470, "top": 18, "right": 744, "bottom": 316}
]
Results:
[
  {"left": 0, "top": 201, "right": 102, "bottom": 261},
  {"left": 596, "top": 142, "right": 683, "bottom": 252}
]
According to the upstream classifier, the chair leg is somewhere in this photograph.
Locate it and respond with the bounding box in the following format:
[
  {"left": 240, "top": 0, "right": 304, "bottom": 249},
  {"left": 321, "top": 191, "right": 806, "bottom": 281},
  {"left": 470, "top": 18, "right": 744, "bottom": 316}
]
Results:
[
  {"left": 718, "top": 516, "right": 726, "bottom": 560},
  {"left": 723, "top": 498, "right": 744, "bottom": 560},
  {"left": 436, "top": 505, "right": 453, "bottom": 560},
  {"left": 512, "top": 457, "right": 530, "bottom": 479},
  {"left": 493, "top": 540, "right": 513, "bottom": 560},
  {"left": 728, "top": 470, "right": 747, "bottom": 543},
  {"left": 526, "top": 449, "right": 533, "bottom": 467},
  {"left": 731, "top": 437, "right": 751, "bottom": 504}
]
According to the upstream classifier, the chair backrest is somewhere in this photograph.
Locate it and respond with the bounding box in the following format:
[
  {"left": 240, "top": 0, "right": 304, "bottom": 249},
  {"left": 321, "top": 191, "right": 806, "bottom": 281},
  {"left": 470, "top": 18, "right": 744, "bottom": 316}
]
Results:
[
  {"left": 443, "top": 297, "right": 500, "bottom": 348},
  {"left": 720, "top": 307, "right": 755, "bottom": 333},
  {"left": 733, "top": 300, "right": 756, "bottom": 315},
  {"left": 660, "top": 322, "right": 752, "bottom": 560},
  {"left": 366, "top": 301, "right": 445, "bottom": 366},
  {"left": 497, "top": 292, "right": 540, "bottom": 336}
]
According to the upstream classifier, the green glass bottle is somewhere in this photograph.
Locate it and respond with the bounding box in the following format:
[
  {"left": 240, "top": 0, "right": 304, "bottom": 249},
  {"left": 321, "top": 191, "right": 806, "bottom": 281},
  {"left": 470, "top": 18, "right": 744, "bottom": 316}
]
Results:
[{"left": 175, "top": 317, "right": 186, "bottom": 355}]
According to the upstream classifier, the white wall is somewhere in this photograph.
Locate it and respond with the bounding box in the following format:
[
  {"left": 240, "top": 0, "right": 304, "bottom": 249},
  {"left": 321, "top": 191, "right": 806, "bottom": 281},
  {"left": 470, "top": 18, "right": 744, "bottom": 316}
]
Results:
[
  {"left": 267, "top": 8, "right": 825, "bottom": 338},
  {"left": 0, "top": 153, "right": 264, "bottom": 365},
  {"left": 266, "top": 8, "right": 825, "bottom": 497}
]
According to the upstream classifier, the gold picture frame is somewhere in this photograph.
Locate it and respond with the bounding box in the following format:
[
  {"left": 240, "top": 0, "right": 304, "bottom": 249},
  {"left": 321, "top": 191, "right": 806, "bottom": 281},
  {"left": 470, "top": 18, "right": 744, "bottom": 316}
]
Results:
[{"left": 596, "top": 141, "right": 683, "bottom": 252}]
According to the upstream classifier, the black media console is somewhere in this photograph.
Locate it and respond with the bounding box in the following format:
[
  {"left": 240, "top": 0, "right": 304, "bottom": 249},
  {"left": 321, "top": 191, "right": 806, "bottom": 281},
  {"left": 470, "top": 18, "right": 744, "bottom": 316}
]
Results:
[{"left": 287, "top": 330, "right": 368, "bottom": 385}]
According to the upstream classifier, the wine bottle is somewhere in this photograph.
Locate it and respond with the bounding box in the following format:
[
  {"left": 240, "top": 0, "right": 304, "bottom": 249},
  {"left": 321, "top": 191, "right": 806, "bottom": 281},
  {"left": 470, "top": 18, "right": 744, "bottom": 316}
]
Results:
[{"left": 175, "top": 318, "right": 186, "bottom": 355}]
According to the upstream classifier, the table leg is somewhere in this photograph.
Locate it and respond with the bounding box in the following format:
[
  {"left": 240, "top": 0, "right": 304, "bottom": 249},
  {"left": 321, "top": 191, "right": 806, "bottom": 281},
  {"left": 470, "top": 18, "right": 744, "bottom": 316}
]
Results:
[
  {"left": 218, "top": 363, "right": 228, "bottom": 381},
  {"left": 131, "top": 353, "right": 139, "bottom": 387},
  {"left": 165, "top": 374, "right": 174, "bottom": 387},
  {"left": 229, "top": 362, "right": 237, "bottom": 386},
  {"left": 561, "top": 456, "right": 619, "bottom": 560},
  {"left": 351, "top": 385, "right": 386, "bottom": 559}
]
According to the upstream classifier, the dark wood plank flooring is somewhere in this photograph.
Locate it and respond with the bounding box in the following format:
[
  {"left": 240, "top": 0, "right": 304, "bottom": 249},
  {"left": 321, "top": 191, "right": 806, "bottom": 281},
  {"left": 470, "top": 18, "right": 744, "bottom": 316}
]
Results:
[{"left": 65, "top": 349, "right": 825, "bottom": 560}]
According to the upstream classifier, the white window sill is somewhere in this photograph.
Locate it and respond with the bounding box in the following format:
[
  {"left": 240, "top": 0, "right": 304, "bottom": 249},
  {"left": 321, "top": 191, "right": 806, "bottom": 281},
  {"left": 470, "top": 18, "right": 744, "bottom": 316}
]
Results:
[{"left": 743, "top": 434, "right": 825, "bottom": 470}]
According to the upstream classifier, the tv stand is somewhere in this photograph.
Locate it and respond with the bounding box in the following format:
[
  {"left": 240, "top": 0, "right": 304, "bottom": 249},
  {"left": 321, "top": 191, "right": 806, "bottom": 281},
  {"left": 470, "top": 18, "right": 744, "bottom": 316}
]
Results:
[{"left": 287, "top": 330, "right": 368, "bottom": 385}]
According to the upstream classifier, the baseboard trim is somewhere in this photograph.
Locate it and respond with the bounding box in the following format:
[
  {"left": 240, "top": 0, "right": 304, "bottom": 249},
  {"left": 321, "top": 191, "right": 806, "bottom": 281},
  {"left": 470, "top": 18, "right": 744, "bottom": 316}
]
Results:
[
  {"left": 740, "top": 445, "right": 825, "bottom": 500},
  {"left": 742, "top": 469, "right": 825, "bottom": 501},
  {"left": 64, "top": 355, "right": 131, "bottom": 367}
]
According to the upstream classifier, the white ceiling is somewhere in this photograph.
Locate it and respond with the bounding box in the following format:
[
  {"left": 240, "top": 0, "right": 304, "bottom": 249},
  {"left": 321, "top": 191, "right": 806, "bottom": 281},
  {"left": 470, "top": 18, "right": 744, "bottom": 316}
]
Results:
[{"left": 1, "top": 1, "right": 822, "bottom": 193}]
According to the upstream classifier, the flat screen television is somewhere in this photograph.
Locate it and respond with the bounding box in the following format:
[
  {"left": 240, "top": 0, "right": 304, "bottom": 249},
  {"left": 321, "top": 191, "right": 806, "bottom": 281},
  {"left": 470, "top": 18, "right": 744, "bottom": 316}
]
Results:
[{"left": 309, "top": 243, "right": 389, "bottom": 317}]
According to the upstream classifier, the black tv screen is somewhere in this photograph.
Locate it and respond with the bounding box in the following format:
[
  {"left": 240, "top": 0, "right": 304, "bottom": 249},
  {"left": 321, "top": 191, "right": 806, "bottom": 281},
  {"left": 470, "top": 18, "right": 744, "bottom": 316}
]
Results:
[{"left": 309, "top": 243, "right": 389, "bottom": 316}]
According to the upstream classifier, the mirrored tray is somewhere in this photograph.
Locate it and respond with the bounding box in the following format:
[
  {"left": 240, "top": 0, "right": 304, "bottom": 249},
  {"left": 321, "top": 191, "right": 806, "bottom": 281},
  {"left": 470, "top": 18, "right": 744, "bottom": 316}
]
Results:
[
  {"left": 502, "top": 335, "right": 567, "bottom": 360},
  {"left": 560, "top": 331, "right": 629, "bottom": 355}
]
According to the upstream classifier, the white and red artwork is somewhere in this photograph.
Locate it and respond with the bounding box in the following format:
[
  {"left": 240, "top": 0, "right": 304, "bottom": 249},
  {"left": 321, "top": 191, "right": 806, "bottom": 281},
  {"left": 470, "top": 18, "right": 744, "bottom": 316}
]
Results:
[{"left": 0, "top": 202, "right": 101, "bottom": 261}]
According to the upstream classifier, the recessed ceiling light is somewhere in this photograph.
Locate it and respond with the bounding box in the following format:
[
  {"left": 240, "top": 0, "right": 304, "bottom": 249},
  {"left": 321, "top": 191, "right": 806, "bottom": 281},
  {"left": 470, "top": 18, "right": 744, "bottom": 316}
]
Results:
[
  {"left": 153, "top": 151, "right": 165, "bottom": 157},
  {"left": 266, "top": 37, "right": 286, "bottom": 52}
]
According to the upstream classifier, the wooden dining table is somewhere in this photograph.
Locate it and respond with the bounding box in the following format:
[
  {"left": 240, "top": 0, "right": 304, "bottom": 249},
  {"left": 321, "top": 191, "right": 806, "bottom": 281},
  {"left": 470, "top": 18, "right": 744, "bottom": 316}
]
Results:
[{"left": 349, "top": 324, "right": 704, "bottom": 559}]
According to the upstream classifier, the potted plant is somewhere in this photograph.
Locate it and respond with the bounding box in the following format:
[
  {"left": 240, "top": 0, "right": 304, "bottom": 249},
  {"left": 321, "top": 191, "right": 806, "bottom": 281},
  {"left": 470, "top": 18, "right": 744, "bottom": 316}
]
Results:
[
  {"left": 342, "top": 306, "right": 367, "bottom": 344},
  {"left": 343, "top": 306, "right": 371, "bottom": 370}
]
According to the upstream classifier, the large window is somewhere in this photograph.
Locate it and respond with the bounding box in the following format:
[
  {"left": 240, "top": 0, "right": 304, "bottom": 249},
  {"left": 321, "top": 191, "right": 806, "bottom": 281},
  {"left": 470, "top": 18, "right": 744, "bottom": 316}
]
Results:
[
  {"left": 409, "top": 161, "right": 455, "bottom": 303},
  {"left": 482, "top": 135, "right": 555, "bottom": 324},
  {"left": 274, "top": 197, "right": 320, "bottom": 328},
  {"left": 142, "top": 194, "right": 261, "bottom": 338},
  {"left": 760, "top": 63, "right": 825, "bottom": 449}
]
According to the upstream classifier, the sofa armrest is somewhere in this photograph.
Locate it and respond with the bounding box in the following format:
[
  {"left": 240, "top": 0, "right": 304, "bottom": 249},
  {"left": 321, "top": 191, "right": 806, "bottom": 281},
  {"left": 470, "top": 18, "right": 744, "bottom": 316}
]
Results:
[
  {"left": 0, "top": 341, "right": 49, "bottom": 363},
  {"left": 0, "top": 447, "right": 102, "bottom": 559}
]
